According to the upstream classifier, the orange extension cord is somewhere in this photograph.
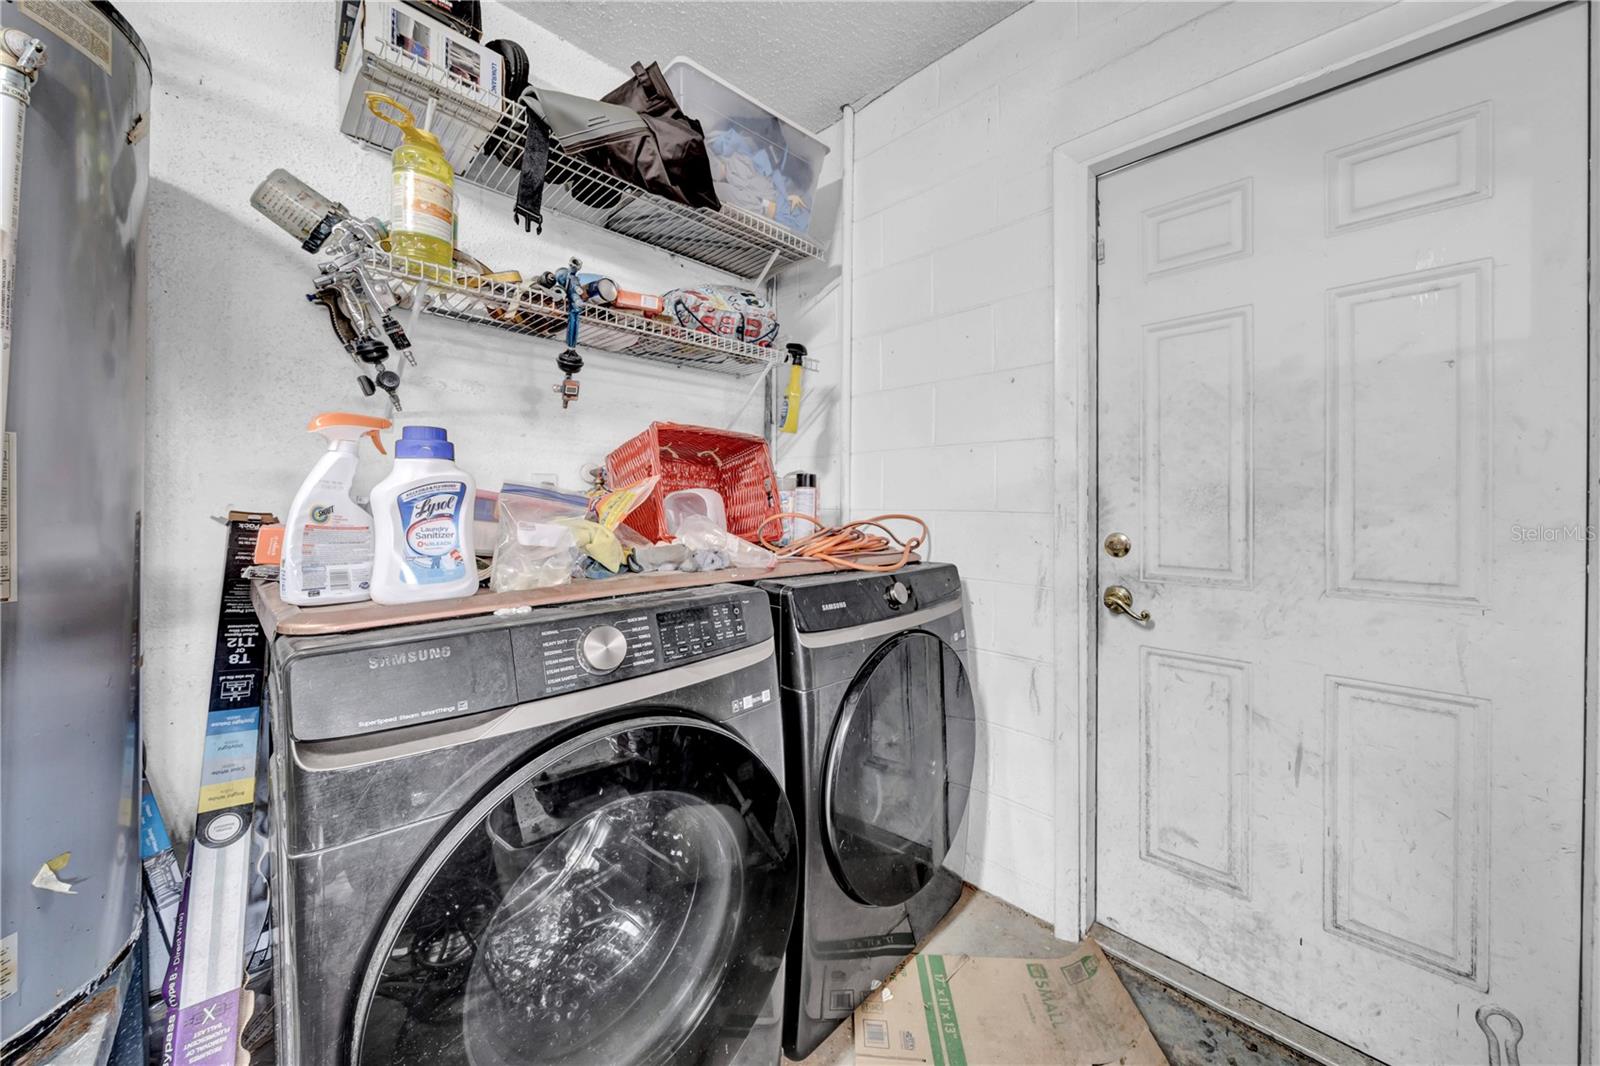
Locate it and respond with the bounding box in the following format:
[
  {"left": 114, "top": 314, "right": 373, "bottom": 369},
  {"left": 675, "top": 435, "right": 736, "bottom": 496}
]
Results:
[{"left": 756, "top": 513, "right": 929, "bottom": 573}]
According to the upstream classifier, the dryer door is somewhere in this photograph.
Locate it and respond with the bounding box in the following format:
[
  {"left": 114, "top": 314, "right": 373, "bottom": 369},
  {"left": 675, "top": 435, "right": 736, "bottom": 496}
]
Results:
[
  {"left": 351, "top": 715, "right": 798, "bottom": 1066},
  {"left": 821, "top": 631, "right": 976, "bottom": 907}
]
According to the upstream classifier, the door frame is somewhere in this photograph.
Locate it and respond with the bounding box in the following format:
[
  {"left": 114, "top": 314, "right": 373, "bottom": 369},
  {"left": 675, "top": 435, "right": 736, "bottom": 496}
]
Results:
[{"left": 1047, "top": 1, "right": 1597, "bottom": 1059}]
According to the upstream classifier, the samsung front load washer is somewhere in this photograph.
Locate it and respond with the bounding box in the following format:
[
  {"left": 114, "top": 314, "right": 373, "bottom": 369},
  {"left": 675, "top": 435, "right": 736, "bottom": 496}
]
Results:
[
  {"left": 756, "top": 564, "right": 976, "bottom": 1060},
  {"left": 266, "top": 585, "right": 797, "bottom": 1066}
]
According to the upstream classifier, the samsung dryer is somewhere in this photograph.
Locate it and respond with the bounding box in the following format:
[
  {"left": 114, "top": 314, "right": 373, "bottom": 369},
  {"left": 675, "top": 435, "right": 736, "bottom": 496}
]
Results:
[
  {"left": 266, "top": 584, "right": 797, "bottom": 1066},
  {"left": 757, "top": 564, "right": 976, "bottom": 1060}
]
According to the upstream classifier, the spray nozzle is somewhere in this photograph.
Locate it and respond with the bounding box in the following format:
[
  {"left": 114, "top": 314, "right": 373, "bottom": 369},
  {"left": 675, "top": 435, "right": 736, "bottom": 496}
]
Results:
[{"left": 308, "top": 412, "right": 392, "bottom": 454}]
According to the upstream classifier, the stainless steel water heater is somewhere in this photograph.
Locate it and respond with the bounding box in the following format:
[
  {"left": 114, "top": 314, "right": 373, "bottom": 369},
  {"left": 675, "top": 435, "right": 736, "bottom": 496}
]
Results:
[{"left": 0, "top": 3, "right": 151, "bottom": 1061}]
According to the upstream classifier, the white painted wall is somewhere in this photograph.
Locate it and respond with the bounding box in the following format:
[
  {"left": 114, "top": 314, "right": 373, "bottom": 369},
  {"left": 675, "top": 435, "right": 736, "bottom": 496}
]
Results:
[
  {"left": 137, "top": 1, "right": 844, "bottom": 835},
  {"left": 847, "top": 0, "right": 1485, "bottom": 926}
]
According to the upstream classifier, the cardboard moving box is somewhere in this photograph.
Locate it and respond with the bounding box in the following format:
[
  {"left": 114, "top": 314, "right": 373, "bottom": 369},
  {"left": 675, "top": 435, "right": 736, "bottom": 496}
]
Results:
[{"left": 853, "top": 941, "right": 1168, "bottom": 1066}]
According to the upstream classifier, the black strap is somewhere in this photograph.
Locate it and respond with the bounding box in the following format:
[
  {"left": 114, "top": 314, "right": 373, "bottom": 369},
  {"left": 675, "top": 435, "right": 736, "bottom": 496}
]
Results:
[{"left": 514, "top": 103, "right": 551, "bottom": 235}]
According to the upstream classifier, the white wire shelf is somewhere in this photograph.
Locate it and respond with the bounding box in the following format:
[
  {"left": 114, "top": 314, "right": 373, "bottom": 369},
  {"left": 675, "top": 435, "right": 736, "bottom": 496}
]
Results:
[
  {"left": 340, "top": 48, "right": 827, "bottom": 281},
  {"left": 365, "top": 249, "right": 784, "bottom": 378}
]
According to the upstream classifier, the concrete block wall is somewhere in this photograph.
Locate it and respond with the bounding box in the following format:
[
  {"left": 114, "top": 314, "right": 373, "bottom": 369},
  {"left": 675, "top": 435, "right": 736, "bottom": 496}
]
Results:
[{"left": 848, "top": 0, "right": 1477, "bottom": 925}]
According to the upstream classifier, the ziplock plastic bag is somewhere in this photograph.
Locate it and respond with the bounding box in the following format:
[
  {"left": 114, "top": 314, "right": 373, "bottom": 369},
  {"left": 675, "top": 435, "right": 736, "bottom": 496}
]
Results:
[
  {"left": 500, "top": 483, "right": 589, "bottom": 522},
  {"left": 677, "top": 513, "right": 776, "bottom": 571},
  {"left": 491, "top": 496, "right": 580, "bottom": 592}
]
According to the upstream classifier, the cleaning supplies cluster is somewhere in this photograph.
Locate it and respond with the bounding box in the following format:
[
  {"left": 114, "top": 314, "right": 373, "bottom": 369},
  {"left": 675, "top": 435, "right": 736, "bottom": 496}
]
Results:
[
  {"left": 281, "top": 414, "right": 476, "bottom": 607},
  {"left": 280, "top": 417, "right": 811, "bottom": 607}
]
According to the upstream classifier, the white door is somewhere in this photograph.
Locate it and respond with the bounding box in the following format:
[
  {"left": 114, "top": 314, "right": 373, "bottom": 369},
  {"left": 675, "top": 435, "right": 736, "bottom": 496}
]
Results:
[{"left": 1094, "top": 8, "right": 1588, "bottom": 1064}]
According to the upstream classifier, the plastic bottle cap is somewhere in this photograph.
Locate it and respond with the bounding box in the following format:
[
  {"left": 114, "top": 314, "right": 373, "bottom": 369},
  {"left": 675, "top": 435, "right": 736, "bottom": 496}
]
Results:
[{"left": 396, "top": 425, "right": 454, "bottom": 460}]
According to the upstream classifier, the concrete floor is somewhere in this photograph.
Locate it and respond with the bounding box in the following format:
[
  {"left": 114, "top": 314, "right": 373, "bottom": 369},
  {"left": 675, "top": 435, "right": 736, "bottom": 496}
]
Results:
[{"left": 793, "top": 888, "right": 1317, "bottom": 1066}]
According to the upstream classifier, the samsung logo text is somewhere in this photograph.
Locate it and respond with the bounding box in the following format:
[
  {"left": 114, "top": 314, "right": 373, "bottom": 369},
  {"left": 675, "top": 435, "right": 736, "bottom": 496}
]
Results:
[{"left": 369, "top": 646, "right": 453, "bottom": 670}]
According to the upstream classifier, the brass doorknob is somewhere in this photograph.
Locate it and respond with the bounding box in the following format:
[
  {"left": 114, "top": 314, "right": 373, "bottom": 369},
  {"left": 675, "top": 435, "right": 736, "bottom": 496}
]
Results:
[{"left": 1103, "top": 585, "right": 1151, "bottom": 622}]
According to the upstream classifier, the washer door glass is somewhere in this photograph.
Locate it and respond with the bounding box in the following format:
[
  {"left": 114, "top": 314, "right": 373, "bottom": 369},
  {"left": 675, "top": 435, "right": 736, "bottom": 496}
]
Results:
[
  {"left": 353, "top": 717, "right": 798, "bottom": 1066},
  {"left": 822, "top": 631, "right": 976, "bottom": 907}
]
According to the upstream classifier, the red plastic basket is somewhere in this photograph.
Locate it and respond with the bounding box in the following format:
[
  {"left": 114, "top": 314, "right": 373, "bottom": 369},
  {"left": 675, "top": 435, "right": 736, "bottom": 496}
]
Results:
[{"left": 605, "top": 422, "right": 780, "bottom": 543}]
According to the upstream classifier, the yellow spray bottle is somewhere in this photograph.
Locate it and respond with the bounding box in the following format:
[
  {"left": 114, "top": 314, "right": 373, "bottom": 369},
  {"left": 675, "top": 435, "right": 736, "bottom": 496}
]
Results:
[
  {"left": 779, "top": 343, "right": 807, "bottom": 434},
  {"left": 366, "top": 92, "right": 455, "bottom": 270}
]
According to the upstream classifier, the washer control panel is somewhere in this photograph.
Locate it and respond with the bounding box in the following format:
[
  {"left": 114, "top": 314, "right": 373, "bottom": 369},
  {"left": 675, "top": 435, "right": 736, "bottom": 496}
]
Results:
[
  {"left": 282, "top": 587, "right": 772, "bottom": 741},
  {"left": 658, "top": 600, "right": 747, "bottom": 664},
  {"left": 523, "top": 610, "right": 658, "bottom": 696},
  {"left": 510, "top": 589, "right": 764, "bottom": 700}
]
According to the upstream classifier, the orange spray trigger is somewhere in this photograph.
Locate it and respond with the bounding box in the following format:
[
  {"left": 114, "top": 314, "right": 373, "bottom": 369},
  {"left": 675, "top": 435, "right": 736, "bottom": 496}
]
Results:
[{"left": 307, "top": 412, "right": 392, "bottom": 452}]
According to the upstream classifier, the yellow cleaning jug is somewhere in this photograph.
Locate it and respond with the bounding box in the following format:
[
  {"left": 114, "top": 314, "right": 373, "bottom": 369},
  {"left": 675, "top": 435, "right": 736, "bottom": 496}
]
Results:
[{"left": 367, "top": 93, "right": 455, "bottom": 269}]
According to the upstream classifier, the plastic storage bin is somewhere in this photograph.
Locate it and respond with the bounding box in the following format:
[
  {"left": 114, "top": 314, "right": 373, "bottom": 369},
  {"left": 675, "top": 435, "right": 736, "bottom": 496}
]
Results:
[
  {"left": 606, "top": 423, "right": 779, "bottom": 543},
  {"left": 663, "top": 489, "right": 728, "bottom": 534},
  {"left": 663, "top": 58, "right": 829, "bottom": 237}
]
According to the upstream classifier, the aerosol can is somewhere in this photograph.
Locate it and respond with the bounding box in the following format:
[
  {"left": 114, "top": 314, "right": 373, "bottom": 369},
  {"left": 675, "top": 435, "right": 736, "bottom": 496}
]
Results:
[{"left": 281, "top": 412, "right": 391, "bottom": 605}]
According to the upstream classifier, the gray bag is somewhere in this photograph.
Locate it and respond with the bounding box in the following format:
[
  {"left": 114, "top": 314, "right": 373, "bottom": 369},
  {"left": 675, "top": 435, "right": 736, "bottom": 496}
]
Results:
[
  {"left": 513, "top": 86, "right": 648, "bottom": 231},
  {"left": 511, "top": 66, "right": 721, "bottom": 232},
  {"left": 519, "top": 86, "right": 647, "bottom": 150}
]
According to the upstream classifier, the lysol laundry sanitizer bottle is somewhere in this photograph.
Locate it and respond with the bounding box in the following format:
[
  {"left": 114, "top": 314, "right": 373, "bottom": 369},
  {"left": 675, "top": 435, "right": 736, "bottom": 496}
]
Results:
[
  {"left": 370, "top": 426, "right": 478, "bottom": 604},
  {"left": 282, "top": 412, "right": 391, "bottom": 605}
]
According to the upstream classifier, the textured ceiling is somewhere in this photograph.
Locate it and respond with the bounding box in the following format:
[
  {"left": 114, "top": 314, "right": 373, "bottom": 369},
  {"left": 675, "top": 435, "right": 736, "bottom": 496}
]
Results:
[{"left": 506, "top": 1, "right": 1029, "bottom": 132}]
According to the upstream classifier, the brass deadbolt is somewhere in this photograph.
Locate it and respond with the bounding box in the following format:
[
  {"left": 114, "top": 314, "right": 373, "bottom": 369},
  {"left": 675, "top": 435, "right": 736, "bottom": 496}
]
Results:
[{"left": 1104, "top": 532, "right": 1131, "bottom": 558}]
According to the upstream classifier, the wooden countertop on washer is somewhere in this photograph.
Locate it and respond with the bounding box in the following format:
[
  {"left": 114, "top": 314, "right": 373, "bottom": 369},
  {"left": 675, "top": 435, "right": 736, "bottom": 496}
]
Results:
[{"left": 253, "top": 553, "right": 916, "bottom": 638}]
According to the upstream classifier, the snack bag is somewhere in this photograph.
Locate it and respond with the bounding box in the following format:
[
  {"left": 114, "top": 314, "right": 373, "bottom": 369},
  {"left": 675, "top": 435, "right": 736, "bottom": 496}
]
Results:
[{"left": 590, "top": 476, "right": 660, "bottom": 533}]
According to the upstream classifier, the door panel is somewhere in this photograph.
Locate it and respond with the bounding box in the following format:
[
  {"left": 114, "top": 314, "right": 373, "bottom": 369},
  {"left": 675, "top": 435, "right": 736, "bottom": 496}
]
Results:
[
  {"left": 1140, "top": 647, "right": 1251, "bottom": 895},
  {"left": 1327, "top": 262, "right": 1492, "bottom": 603},
  {"left": 1141, "top": 308, "right": 1253, "bottom": 586},
  {"left": 1094, "top": 8, "right": 1587, "bottom": 1063}
]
